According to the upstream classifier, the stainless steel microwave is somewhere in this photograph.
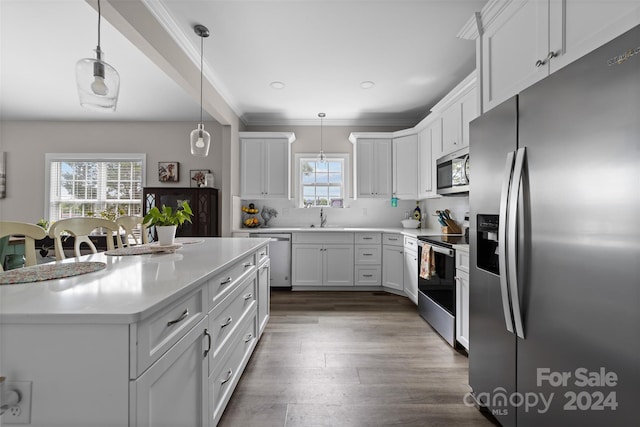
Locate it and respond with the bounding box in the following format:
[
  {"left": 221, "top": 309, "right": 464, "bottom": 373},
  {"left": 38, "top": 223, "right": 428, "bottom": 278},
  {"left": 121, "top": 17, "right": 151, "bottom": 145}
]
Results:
[{"left": 436, "top": 147, "right": 469, "bottom": 195}]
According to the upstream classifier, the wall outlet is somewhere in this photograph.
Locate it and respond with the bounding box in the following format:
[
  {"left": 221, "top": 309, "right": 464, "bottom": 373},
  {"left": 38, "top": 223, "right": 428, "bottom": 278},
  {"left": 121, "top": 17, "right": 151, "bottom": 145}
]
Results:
[{"left": 2, "top": 381, "right": 31, "bottom": 424}]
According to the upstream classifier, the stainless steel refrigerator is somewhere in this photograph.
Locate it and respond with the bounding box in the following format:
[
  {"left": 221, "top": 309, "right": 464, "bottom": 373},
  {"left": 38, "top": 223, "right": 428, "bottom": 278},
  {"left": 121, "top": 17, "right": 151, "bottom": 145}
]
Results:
[{"left": 468, "top": 25, "right": 639, "bottom": 426}]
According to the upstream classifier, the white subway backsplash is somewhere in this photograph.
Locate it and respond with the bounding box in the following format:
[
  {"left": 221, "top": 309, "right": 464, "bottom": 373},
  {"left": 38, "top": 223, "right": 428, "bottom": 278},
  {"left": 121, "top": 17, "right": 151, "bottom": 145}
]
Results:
[
  {"left": 237, "top": 198, "right": 420, "bottom": 229},
  {"left": 420, "top": 196, "right": 469, "bottom": 231}
]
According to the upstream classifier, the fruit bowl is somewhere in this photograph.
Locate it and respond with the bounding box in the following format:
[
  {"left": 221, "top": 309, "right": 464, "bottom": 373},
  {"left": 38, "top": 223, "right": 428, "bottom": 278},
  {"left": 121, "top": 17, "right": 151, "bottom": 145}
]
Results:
[
  {"left": 401, "top": 219, "right": 420, "bottom": 229},
  {"left": 242, "top": 212, "right": 261, "bottom": 228}
]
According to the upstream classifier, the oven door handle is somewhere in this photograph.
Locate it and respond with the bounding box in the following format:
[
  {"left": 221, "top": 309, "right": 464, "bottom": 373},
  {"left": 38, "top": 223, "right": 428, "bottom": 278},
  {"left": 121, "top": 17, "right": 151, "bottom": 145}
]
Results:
[{"left": 418, "top": 241, "right": 454, "bottom": 257}]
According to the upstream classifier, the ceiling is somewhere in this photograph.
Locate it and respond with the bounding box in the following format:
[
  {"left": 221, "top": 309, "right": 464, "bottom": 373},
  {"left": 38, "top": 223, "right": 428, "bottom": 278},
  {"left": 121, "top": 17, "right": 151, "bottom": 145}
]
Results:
[{"left": 1, "top": 0, "right": 486, "bottom": 127}]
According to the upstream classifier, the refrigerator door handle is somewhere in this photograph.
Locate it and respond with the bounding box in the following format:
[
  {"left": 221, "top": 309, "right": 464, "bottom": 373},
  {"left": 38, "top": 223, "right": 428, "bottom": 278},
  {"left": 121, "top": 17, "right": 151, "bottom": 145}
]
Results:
[
  {"left": 507, "top": 147, "right": 526, "bottom": 339},
  {"left": 498, "top": 151, "right": 516, "bottom": 333}
]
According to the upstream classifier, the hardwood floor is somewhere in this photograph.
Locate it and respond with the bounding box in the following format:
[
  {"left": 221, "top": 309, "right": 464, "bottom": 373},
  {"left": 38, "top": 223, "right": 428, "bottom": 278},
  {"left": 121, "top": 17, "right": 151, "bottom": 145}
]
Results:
[{"left": 219, "top": 290, "right": 497, "bottom": 427}]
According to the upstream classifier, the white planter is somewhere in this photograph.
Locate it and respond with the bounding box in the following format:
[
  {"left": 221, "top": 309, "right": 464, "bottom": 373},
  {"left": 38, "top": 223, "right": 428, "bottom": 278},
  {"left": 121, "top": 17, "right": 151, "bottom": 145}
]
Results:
[{"left": 156, "top": 225, "right": 177, "bottom": 246}]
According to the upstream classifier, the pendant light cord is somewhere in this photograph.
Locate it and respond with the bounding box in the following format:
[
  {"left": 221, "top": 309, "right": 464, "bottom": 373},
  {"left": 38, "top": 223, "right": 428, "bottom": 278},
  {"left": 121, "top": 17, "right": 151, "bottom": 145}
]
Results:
[
  {"left": 199, "top": 34, "right": 204, "bottom": 125},
  {"left": 96, "top": 0, "right": 102, "bottom": 55}
]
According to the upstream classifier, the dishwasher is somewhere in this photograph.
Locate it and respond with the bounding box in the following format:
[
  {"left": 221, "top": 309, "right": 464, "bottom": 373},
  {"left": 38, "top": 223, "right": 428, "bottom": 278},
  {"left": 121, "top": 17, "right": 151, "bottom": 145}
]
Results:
[{"left": 250, "top": 233, "right": 291, "bottom": 288}]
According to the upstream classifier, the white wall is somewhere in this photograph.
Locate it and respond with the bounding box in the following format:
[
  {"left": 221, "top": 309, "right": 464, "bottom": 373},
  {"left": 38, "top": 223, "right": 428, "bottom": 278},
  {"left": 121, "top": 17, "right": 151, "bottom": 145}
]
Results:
[
  {"left": 241, "top": 124, "right": 416, "bottom": 228},
  {"left": 0, "top": 120, "right": 222, "bottom": 224}
]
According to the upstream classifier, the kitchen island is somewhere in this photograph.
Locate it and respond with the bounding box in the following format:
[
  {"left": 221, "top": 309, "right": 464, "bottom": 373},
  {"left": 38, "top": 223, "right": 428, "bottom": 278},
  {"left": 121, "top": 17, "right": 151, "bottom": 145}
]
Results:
[{"left": 0, "top": 237, "right": 270, "bottom": 426}]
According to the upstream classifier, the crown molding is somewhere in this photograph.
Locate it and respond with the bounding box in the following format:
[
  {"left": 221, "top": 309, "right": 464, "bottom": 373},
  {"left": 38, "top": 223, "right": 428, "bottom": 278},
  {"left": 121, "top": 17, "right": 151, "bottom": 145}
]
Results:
[{"left": 141, "top": 0, "right": 243, "bottom": 120}]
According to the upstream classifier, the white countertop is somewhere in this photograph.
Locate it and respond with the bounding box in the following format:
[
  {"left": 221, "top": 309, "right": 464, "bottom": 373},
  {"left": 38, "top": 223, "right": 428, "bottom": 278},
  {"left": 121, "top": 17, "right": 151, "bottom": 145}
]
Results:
[
  {"left": 0, "top": 238, "right": 269, "bottom": 325},
  {"left": 234, "top": 226, "right": 449, "bottom": 238}
]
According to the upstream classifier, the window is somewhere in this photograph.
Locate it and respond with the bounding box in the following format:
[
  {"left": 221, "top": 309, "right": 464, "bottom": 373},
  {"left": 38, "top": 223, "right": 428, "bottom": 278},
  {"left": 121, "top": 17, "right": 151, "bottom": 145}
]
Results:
[
  {"left": 45, "top": 154, "right": 146, "bottom": 222},
  {"left": 296, "top": 154, "right": 349, "bottom": 207}
]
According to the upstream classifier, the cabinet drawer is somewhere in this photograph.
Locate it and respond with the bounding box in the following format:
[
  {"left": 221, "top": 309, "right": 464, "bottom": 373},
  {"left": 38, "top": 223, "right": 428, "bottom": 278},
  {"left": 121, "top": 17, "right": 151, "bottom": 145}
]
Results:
[
  {"left": 208, "top": 274, "right": 257, "bottom": 373},
  {"left": 403, "top": 236, "right": 418, "bottom": 251},
  {"left": 292, "top": 232, "right": 354, "bottom": 244},
  {"left": 383, "top": 233, "right": 403, "bottom": 247},
  {"left": 355, "top": 232, "right": 381, "bottom": 244},
  {"left": 133, "top": 287, "right": 206, "bottom": 376},
  {"left": 255, "top": 244, "right": 269, "bottom": 266},
  {"left": 208, "top": 253, "right": 256, "bottom": 309},
  {"left": 456, "top": 249, "right": 469, "bottom": 272},
  {"left": 210, "top": 311, "right": 258, "bottom": 424},
  {"left": 355, "top": 266, "right": 381, "bottom": 286},
  {"left": 355, "top": 245, "right": 381, "bottom": 264}
]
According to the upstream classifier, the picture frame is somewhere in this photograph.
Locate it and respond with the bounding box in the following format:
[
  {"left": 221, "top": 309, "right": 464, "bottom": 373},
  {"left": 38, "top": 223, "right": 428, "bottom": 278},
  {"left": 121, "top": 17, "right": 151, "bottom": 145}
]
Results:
[
  {"left": 158, "top": 162, "right": 179, "bottom": 182},
  {"left": 190, "top": 169, "right": 210, "bottom": 187}
]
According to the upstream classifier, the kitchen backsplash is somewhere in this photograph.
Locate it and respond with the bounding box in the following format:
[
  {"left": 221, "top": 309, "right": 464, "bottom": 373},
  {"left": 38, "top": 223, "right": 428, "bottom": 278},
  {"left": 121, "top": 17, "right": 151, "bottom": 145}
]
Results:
[
  {"left": 420, "top": 196, "right": 469, "bottom": 230},
  {"left": 234, "top": 195, "right": 469, "bottom": 230}
]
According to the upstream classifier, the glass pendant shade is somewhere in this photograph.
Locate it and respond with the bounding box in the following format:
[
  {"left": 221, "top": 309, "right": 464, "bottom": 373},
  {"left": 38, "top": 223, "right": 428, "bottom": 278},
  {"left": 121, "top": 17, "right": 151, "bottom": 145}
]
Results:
[
  {"left": 190, "top": 123, "right": 211, "bottom": 157},
  {"left": 76, "top": 50, "right": 120, "bottom": 112}
]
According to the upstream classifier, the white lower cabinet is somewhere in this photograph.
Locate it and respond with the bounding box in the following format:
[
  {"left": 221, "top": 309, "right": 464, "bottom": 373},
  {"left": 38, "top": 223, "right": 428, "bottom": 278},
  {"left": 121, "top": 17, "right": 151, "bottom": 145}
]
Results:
[
  {"left": 292, "top": 233, "right": 354, "bottom": 287},
  {"left": 257, "top": 258, "right": 270, "bottom": 336},
  {"left": 133, "top": 246, "right": 265, "bottom": 427},
  {"left": 209, "top": 311, "right": 258, "bottom": 425},
  {"left": 131, "top": 318, "right": 209, "bottom": 427},
  {"left": 403, "top": 237, "right": 418, "bottom": 305},
  {"left": 354, "top": 232, "right": 382, "bottom": 286},
  {"left": 455, "top": 248, "right": 470, "bottom": 351},
  {"left": 382, "top": 234, "right": 403, "bottom": 291}
]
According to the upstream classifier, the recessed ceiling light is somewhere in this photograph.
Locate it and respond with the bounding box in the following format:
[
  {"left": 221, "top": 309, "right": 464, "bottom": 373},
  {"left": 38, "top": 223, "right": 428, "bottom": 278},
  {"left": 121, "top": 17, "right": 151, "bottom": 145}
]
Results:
[
  {"left": 360, "top": 81, "right": 375, "bottom": 89},
  {"left": 270, "top": 81, "right": 285, "bottom": 89}
]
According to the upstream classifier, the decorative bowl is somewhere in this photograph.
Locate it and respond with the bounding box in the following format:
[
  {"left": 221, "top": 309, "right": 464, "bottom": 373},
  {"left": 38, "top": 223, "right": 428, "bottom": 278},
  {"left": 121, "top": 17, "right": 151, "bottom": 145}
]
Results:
[{"left": 401, "top": 219, "right": 420, "bottom": 229}]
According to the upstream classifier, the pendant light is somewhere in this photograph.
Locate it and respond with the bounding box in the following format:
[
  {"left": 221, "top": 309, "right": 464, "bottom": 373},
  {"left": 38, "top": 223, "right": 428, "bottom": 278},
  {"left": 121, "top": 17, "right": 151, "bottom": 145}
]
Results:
[
  {"left": 75, "top": 0, "right": 120, "bottom": 112},
  {"left": 317, "top": 113, "right": 326, "bottom": 164},
  {"left": 190, "top": 24, "right": 211, "bottom": 157}
]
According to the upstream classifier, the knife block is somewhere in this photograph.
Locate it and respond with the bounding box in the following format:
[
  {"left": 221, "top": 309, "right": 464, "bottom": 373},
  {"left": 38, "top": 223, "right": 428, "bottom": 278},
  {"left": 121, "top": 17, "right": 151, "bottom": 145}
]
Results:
[{"left": 442, "top": 219, "right": 462, "bottom": 234}]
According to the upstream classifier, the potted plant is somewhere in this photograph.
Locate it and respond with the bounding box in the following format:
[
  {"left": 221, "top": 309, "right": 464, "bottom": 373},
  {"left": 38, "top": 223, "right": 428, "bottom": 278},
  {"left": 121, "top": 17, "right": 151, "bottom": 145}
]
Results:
[{"left": 143, "top": 201, "right": 193, "bottom": 245}]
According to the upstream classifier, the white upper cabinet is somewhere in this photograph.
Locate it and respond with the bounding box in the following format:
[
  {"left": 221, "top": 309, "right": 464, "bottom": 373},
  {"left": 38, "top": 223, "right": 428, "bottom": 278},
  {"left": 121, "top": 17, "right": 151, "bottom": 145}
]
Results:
[
  {"left": 351, "top": 135, "right": 392, "bottom": 199},
  {"left": 460, "top": 88, "right": 478, "bottom": 148},
  {"left": 392, "top": 134, "right": 418, "bottom": 200},
  {"left": 549, "top": 0, "right": 640, "bottom": 73},
  {"left": 464, "top": 0, "right": 640, "bottom": 112},
  {"left": 240, "top": 132, "right": 295, "bottom": 199},
  {"left": 418, "top": 127, "right": 433, "bottom": 198},
  {"left": 430, "top": 73, "right": 477, "bottom": 157},
  {"left": 481, "top": 0, "right": 550, "bottom": 111},
  {"left": 441, "top": 102, "right": 463, "bottom": 155}
]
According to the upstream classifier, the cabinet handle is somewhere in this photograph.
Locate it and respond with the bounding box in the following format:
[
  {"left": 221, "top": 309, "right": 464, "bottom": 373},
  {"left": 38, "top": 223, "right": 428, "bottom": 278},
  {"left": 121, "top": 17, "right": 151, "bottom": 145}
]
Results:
[
  {"left": 220, "top": 369, "right": 233, "bottom": 385},
  {"left": 389, "top": 238, "right": 398, "bottom": 241},
  {"left": 260, "top": 252, "right": 266, "bottom": 257},
  {"left": 243, "top": 292, "right": 253, "bottom": 300},
  {"left": 363, "top": 274, "right": 373, "bottom": 278},
  {"left": 363, "top": 253, "right": 373, "bottom": 256},
  {"left": 363, "top": 237, "right": 373, "bottom": 240},
  {"left": 244, "top": 333, "right": 254, "bottom": 343},
  {"left": 166, "top": 309, "right": 189, "bottom": 327},
  {"left": 220, "top": 276, "right": 233, "bottom": 286},
  {"left": 204, "top": 328, "right": 212, "bottom": 358},
  {"left": 243, "top": 262, "right": 254, "bottom": 268},
  {"left": 535, "top": 51, "right": 557, "bottom": 67},
  {"left": 220, "top": 317, "right": 233, "bottom": 328}
]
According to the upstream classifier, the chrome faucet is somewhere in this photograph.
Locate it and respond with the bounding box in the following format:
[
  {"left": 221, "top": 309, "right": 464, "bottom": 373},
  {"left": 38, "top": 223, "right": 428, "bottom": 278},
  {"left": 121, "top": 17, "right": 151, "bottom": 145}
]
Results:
[{"left": 320, "top": 208, "right": 327, "bottom": 228}]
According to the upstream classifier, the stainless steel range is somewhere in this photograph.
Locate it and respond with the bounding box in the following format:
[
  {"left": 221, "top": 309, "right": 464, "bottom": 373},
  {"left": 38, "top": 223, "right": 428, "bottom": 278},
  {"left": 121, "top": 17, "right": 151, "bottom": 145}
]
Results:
[{"left": 417, "top": 235, "right": 466, "bottom": 347}]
